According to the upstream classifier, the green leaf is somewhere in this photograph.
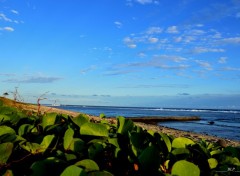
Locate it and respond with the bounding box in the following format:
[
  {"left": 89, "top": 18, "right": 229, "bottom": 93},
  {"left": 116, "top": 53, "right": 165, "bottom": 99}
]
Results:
[
  {"left": 88, "top": 171, "right": 114, "bottom": 176},
  {"left": 20, "top": 142, "right": 41, "bottom": 154},
  {"left": 42, "top": 112, "right": 59, "bottom": 130},
  {"left": 69, "top": 138, "right": 85, "bottom": 153},
  {"left": 160, "top": 133, "right": 172, "bottom": 152},
  {"left": 0, "top": 106, "right": 17, "bottom": 115},
  {"left": 72, "top": 114, "right": 89, "bottom": 128},
  {"left": 63, "top": 128, "right": 74, "bottom": 150},
  {"left": 0, "top": 142, "right": 13, "bottom": 165},
  {"left": 221, "top": 156, "right": 240, "bottom": 166},
  {"left": 117, "top": 116, "right": 134, "bottom": 135},
  {"left": 130, "top": 132, "right": 151, "bottom": 156},
  {"left": 208, "top": 158, "right": 218, "bottom": 169},
  {"left": 108, "top": 138, "right": 119, "bottom": 148},
  {"left": 210, "top": 150, "right": 222, "bottom": 156},
  {"left": 80, "top": 122, "right": 108, "bottom": 137},
  {"left": 138, "top": 145, "right": 161, "bottom": 172},
  {"left": 65, "top": 153, "right": 77, "bottom": 161},
  {"left": 88, "top": 143, "right": 104, "bottom": 159},
  {"left": 18, "top": 124, "right": 35, "bottom": 136},
  {"left": 224, "top": 146, "right": 240, "bottom": 158},
  {"left": 172, "top": 148, "right": 190, "bottom": 155},
  {"left": 172, "top": 137, "right": 195, "bottom": 148},
  {"left": 0, "top": 126, "right": 15, "bottom": 136},
  {"left": 39, "top": 135, "right": 55, "bottom": 153},
  {"left": 171, "top": 160, "right": 200, "bottom": 176},
  {"left": 0, "top": 126, "right": 16, "bottom": 143},
  {"left": 75, "top": 159, "right": 99, "bottom": 172},
  {"left": 60, "top": 165, "right": 87, "bottom": 176},
  {"left": 20, "top": 135, "right": 54, "bottom": 154},
  {"left": 99, "top": 113, "right": 106, "bottom": 119},
  {"left": 0, "top": 114, "right": 11, "bottom": 122},
  {"left": 30, "top": 157, "right": 67, "bottom": 176},
  {"left": 130, "top": 132, "right": 143, "bottom": 149}
]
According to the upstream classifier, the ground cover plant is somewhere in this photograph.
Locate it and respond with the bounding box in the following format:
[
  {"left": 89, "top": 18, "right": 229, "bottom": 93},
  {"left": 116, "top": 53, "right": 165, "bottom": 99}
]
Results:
[{"left": 0, "top": 98, "right": 240, "bottom": 176}]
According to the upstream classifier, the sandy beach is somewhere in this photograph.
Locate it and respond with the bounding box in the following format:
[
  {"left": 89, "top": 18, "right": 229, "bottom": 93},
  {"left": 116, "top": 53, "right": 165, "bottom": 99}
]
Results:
[{"left": 1, "top": 97, "right": 240, "bottom": 147}]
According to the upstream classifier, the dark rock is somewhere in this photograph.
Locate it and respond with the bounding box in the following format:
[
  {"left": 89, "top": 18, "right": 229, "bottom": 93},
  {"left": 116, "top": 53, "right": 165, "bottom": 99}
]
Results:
[
  {"left": 217, "top": 139, "right": 227, "bottom": 147},
  {"left": 208, "top": 121, "right": 214, "bottom": 125}
]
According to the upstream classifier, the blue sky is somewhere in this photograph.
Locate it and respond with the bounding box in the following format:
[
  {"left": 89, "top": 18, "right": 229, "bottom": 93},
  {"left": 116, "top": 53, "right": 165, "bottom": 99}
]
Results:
[{"left": 0, "top": 0, "right": 240, "bottom": 108}]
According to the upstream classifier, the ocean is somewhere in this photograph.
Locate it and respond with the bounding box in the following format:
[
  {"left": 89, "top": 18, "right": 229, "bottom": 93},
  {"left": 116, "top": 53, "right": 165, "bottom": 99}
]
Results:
[{"left": 53, "top": 105, "right": 240, "bottom": 141}]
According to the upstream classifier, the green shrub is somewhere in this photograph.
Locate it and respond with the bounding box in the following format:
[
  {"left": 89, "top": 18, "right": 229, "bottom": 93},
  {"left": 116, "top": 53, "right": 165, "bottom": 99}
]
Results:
[{"left": 0, "top": 103, "right": 239, "bottom": 176}]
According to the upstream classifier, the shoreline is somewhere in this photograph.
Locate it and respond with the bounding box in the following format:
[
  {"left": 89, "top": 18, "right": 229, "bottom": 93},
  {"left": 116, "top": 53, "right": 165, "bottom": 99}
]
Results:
[
  {"left": 1, "top": 97, "right": 240, "bottom": 147},
  {"left": 34, "top": 105, "right": 240, "bottom": 146}
]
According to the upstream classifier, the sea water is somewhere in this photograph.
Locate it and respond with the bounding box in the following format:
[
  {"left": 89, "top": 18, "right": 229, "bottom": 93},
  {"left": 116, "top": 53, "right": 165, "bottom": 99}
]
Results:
[{"left": 54, "top": 105, "right": 240, "bottom": 141}]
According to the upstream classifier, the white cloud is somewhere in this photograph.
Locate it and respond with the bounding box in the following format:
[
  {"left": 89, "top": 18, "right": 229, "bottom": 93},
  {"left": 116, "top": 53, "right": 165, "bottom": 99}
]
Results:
[
  {"left": 0, "top": 73, "right": 16, "bottom": 77},
  {"left": 146, "top": 26, "right": 163, "bottom": 34},
  {"left": 195, "top": 24, "right": 204, "bottom": 27},
  {"left": 0, "top": 27, "right": 14, "bottom": 32},
  {"left": 11, "top": 10, "right": 19, "bottom": 15},
  {"left": 104, "top": 47, "right": 112, "bottom": 51},
  {"left": 183, "top": 36, "right": 195, "bottom": 43},
  {"left": 3, "top": 76, "right": 62, "bottom": 83},
  {"left": 148, "top": 37, "right": 158, "bottom": 43},
  {"left": 118, "top": 84, "right": 189, "bottom": 89},
  {"left": 195, "top": 60, "right": 212, "bottom": 70},
  {"left": 174, "top": 36, "right": 182, "bottom": 43},
  {"left": 134, "top": 0, "right": 159, "bottom": 5},
  {"left": 221, "top": 67, "right": 240, "bottom": 71},
  {"left": 104, "top": 69, "right": 137, "bottom": 76},
  {"left": 156, "top": 64, "right": 189, "bottom": 70},
  {"left": 114, "top": 21, "right": 122, "bottom": 28},
  {"left": 166, "top": 26, "right": 179, "bottom": 34},
  {"left": 140, "top": 56, "right": 188, "bottom": 69},
  {"left": 218, "top": 57, "right": 227, "bottom": 64},
  {"left": 0, "top": 13, "right": 13, "bottom": 22},
  {"left": 136, "top": 0, "right": 152, "bottom": 4},
  {"left": 188, "top": 29, "right": 205, "bottom": 35},
  {"left": 137, "top": 52, "right": 146, "bottom": 58},
  {"left": 123, "top": 37, "right": 133, "bottom": 43},
  {"left": 211, "top": 31, "right": 222, "bottom": 39},
  {"left": 153, "top": 55, "right": 187, "bottom": 63},
  {"left": 190, "top": 47, "right": 225, "bottom": 54},
  {"left": 127, "top": 44, "right": 137, "bottom": 48},
  {"left": 221, "top": 37, "right": 240, "bottom": 44},
  {"left": 80, "top": 65, "right": 96, "bottom": 74},
  {"left": 123, "top": 37, "right": 137, "bottom": 48}
]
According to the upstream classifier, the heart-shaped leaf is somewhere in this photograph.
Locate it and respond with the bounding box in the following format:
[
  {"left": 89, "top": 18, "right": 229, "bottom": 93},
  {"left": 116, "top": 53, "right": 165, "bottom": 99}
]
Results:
[
  {"left": 80, "top": 122, "right": 108, "bottom": 137},
  {"left": 172, "top": 137, "right": 195, "bottom": 148},
  {"left": 18, "top": 124, "right": 35, "bottom": 136},
  {"left": 39, "top": 135, "right": 55, "bottom": 153},
  {"left": 0, "top": 126, "right": 16, "bottom": 143},
  {"left": 60, "top": 165, "right": 87, "bottom": 176},
  {"left": 117, "top": 116, "right": 134, "bottom": 135},
  {"left": 208, "top": 158, "right": 218, "bottom": 169},
  {"left": 71, "top": 114, "right": 89, "bottom": 128},
  {"left": 42, "top": 113, "right": 59, "bottom": 130},
  {"left": 63, "top": 128, "right": 74, "bottom": 150},
  {"left": 171, "top": 160, "right": 200, "bottom": 176},
  {"left": 0, "top": 142, "right": 13, "bottom": 164},
  {"left": 75, "top": 159, "right": 99, "bottom": 172}
]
